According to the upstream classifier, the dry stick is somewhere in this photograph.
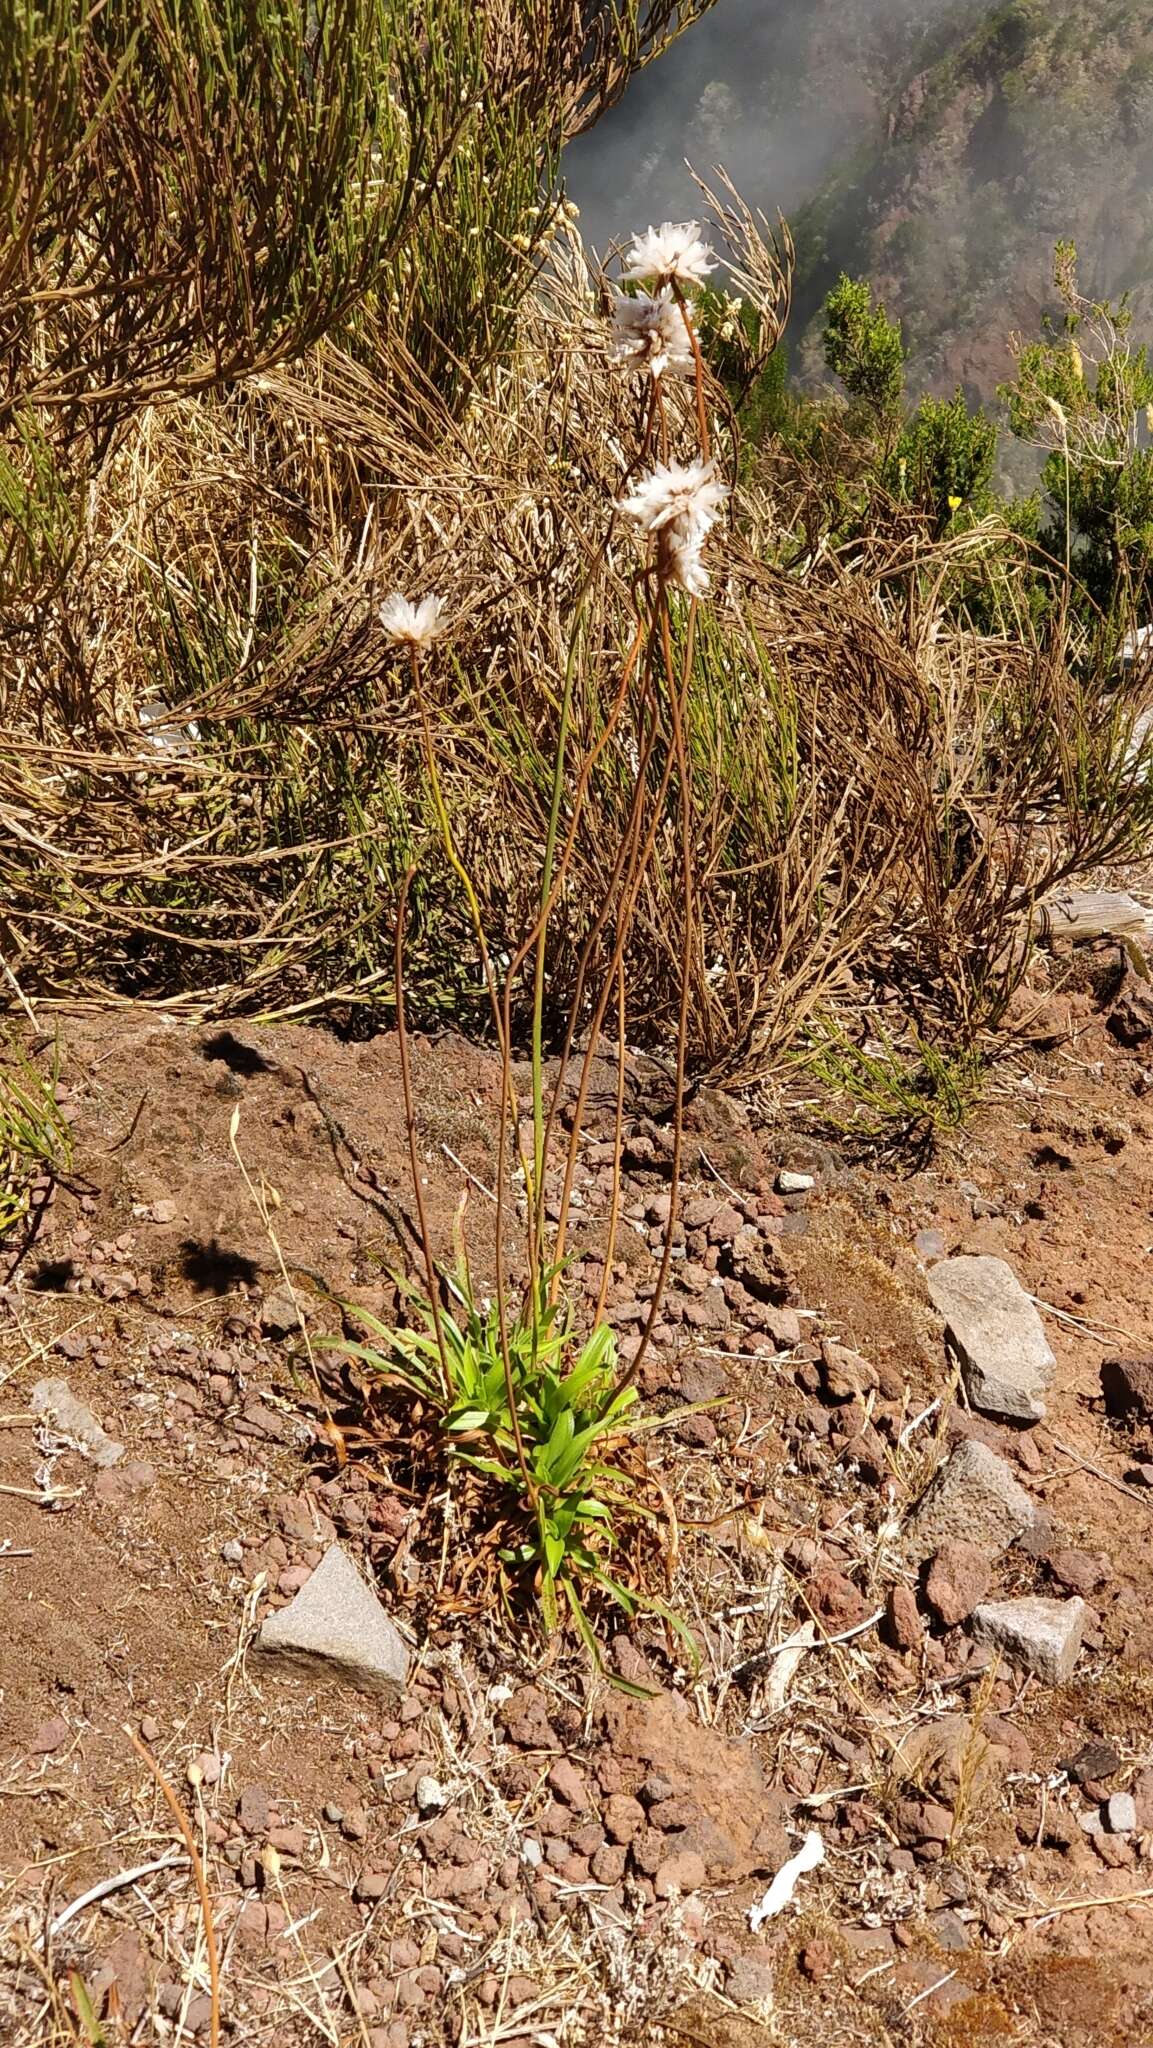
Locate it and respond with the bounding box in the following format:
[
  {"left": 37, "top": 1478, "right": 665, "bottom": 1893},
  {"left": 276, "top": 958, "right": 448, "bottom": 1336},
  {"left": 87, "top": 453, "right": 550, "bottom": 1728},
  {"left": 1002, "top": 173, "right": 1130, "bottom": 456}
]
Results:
[
  {"left": 624, "top": 581, "right": 698, "bottom": 1392},
  {"left": 495, "top": 616, "right": 646, "bottom": 1286},
  {"left": 123, "top": 1726, "right": 220, "bottom": 2048},
  {"left": 45, "top": 1854, "right": 187, "bottom": 1943},
  {"left": 1051, "top": 1436, "right": 1153, "bottom": 1510},
  {"left": 535, "top": 357, "right": 695, "bottom": 1225},
  {"left": 539, "top": 655, "right": 664, "bottom": 1253},
  {"left": 393, "top": 868, "right": 450, "bottom": 1390},
  {"left": 406, "top": 664, "right": 535, "bottom": 1507},
  {"left": 1008, "top": 1885, "right": 1153, "bottom": 1923},
  {"left": 495, "top": 608, "right": 648, "bottom": 1269},
  {"left": 537, "top": 612, "right": 667, "bottom": 1252},
  {"left": 0, "top": 1482, "right": 81, "bottom": 1502},
  {"left": 672, "top": 280, "right": 712, "bottom": 464},
  {"left": 594, "top": 960, "right": 628, "bottom": 1329},
  {"left": 550, "top": 672, "right": 682, "bottom": 1275}
]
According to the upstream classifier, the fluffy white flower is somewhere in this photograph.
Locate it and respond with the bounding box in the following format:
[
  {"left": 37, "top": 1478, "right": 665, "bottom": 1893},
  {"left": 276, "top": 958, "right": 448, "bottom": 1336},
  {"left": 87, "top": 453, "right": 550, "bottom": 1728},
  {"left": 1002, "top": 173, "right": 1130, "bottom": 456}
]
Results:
[
  {"left": 379, "top": 592, "right": 445, "bottom": 648},
  {"left": 620, "top": 220, "right": 716, "bottom": 288},
  {"left": 665, "top": 533, "right": 710, "bottom": 597},
  {"left": 611, "top": 288, "right": 695, "bottom": 380},
  {"left": 615, "top": 458, "right": 728, "bottom": 543},
  {"left": 616, "top": 459, "right": 728, "bottom": 597}
]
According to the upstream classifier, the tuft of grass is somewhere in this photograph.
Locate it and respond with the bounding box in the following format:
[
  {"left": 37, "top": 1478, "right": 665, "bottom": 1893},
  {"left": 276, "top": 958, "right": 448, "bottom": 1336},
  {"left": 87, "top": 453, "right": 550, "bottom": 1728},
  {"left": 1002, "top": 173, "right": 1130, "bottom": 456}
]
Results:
[
  {"left": 339, "top": 1268, "right": 675, "bottom": 1657},
  {"left": 0, "top": 1042, "right": 72, "bottom": 1243}
]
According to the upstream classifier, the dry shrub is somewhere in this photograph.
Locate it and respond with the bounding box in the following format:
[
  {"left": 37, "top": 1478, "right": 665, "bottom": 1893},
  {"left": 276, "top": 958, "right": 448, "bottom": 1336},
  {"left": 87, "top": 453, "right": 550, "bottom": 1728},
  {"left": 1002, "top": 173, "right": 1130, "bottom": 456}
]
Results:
[{"left": 2, "top": 149, "right": 1151, "bottom": 1084}]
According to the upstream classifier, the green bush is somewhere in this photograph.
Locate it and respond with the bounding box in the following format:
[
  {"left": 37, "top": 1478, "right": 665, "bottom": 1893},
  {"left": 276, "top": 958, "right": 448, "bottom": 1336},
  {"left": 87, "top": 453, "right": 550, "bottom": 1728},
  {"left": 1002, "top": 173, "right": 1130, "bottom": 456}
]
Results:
[{"left": 822, "top": 273, "right": 907, "bottom": 425}]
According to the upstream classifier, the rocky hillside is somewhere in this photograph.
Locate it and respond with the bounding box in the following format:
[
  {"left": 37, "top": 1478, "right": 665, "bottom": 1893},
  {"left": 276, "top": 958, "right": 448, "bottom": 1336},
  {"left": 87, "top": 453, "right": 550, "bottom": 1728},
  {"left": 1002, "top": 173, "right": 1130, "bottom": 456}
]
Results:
[
  {"left": 793, "top": 0, "right": 1153, "bottom": 395},
  {"left": 571, "top": 0, "right": 1153, "bottom": 400}
]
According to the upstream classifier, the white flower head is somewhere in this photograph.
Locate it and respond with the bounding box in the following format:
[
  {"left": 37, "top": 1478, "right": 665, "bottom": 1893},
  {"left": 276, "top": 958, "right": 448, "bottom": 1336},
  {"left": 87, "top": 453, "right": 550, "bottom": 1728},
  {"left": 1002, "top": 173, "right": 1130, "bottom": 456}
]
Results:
[
  {"left": 616, "top": 459, "right": 729, "bottom": 597},
  {"left": 616, "top": 458, "right": 728, "bottom": 542},
  {"left": 611, "top": 288, "right": 695, "bottom": 380},
  {"left": 665, "top": 533, "right": 710, "bottom": 597},
  {"left": 621, "top": 220, "right": 716, "bottom": 289},
  {"left": 380, "top": 592, "right": 445, "bottom": 649}
]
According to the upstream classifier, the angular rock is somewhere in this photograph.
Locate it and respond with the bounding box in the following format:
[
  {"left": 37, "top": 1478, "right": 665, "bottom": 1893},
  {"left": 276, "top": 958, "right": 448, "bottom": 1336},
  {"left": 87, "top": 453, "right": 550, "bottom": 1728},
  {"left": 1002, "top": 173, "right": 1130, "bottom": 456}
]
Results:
[
  {"left": 1066, "top": 1740, "right": 1120, "bottom": 1785},
  {"left": 30, "top": 1377, "right": 124, "bottom": 1467},
  {"left": 925, "top": 1540, "right": 992, "bottom": 1627},
  {"left": 599, "top": 1690, "right": 788, "bottom": 1879},
  {"left": 1107, "top": 1791, "right": 1137, "bottom": 1835},
  {"left": 760, "top": 1305, "right": 802, "bottom": 1350},
  {"left": 806, "top": 1566, "right": 873, "bottom": 1632},
  {"left": 926, "top": 1908, "right": 969, "bottom": 1953},
  {"left": 257, "top": 1543, "right": 408, "bottom": 1697},
  {"left": 726, "top": 1956, "right": 776, "bottom": 2007},
  {"left": 903, "top": 1439, "right": 1038, "bottom": 1562},
  {"left": 820, "top": 1340, "right": 878, "bottom": 1403},
  {"left": 1108, "top": 960, "right": 1153, "bottom": 1047},
  {"left": 971, "top": 1596, "right": 1085, "bottom": 1684},
  {"left": 654, "top": 1849, "right": 706, "bottom": 1896},
  {"left": 706, "top": 1203, "right": 744, "bottom": 1245},
  {"left": 90, "top": 1930, "right": 150, "bottom": 2030},
  {"left": 889, "top": 1715, "right": 1005, "bottom": 1817},
  {"left": 1046, "top": 1547, "right": 1109, "bottom": 1596},
  {"left": 1100, "top": 1355, "right": 1153, "bottom": 1423},
  {"left": 894, "top": 1796, "right": 953, "bottom": 1844},
  {"left": 927, "top": 1256, "right": 1055, "bottom": 1422},
  {"left": 886, "top": 1584, "right": 923, "bottom": 1652},
  {"left": 95, "top": 1459, "right": 156, "bottom": 1501},
  {"left": 260, "top": 1286, "right": 303, "bottom": 1338},
  {"left": 777, "top": 1171, "right": 814, "bottom": 1194},
  {"left": 237, "top": 1785, "right": 270, "bottom": 1834}
]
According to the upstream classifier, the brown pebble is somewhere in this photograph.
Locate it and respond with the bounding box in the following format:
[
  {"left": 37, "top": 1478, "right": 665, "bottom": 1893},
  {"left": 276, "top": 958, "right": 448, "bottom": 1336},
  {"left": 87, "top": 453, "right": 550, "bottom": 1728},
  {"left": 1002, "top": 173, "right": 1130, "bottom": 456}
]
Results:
[
  {"left": 29, "top": 1716, "right": 70, "bottom": 1756},
  {"left": 268, "top": 1823, "right": 306, "bottom": 1857},
  {"left": 886, "top": 1584, "right": 922, "bottom": 1651},
  {"left": 654, "top": 1850, "right": 706, "bottom": 1897},
  {"left": 547, "top": 1757, "right": 589, "bottom": 1810},
  {"left": 603, "top": 1792, "right": 645, "bottom": 1843},
  {"left": 800, "top": 1939, "right": 834, "bottom": 1980},
  {"left": 237, "top": 1785, "right": 270, "bottom": 1835},
  {"left": 591, "top": 1843, "right": 627, "bottom": 1884}
]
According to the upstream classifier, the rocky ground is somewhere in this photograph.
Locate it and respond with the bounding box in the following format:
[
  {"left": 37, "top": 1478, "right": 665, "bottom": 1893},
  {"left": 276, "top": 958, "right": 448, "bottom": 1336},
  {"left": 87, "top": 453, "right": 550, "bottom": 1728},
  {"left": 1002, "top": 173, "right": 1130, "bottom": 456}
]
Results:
[{"left": 6, "top": 933, "right": 1153, "bottom": 2046}]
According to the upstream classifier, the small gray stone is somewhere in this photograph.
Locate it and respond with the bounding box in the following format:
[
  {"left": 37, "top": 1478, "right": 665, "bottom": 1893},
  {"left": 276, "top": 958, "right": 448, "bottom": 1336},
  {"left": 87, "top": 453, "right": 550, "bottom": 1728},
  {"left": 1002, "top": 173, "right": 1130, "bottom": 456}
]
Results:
[
  {"left": 903, "top": 1439, "right": 1038, "bottom": 1562},
  {"left": 927, "top": 1256, "right": 1055, "bottom": 1422},
  {"left": 221, "top": 1539, "right": 244, "bottom": 1564},
  {"left": 1107, "top": 1791, "right": 1138, "bottom": 1835},
  {"left": 971, "top": 1596, "right": 1085, "bottom": 1684},
  {"left": 30, "top": 1377, "right": 124, "bottom": 1468},
  {"left": 237, "top": 1784, "right": 270, "bottom": 1834},
  {"left": 415, "top": 1775, "right": 447, "bottom": 1814},
  {"left": 259, "top": 1287, "right": 303, "bottom": 1338},
  {"left": 257, "top": 1543, "right": 408, "bottom": 1697},
  {"left": 927, "top": 1908, "right": 969, "bottom": 1952},
  {"left": 725, "top": 1956, "right": 776, "bottom": 2007},
  {"left": 777, "top": 1170, "right": 815, "bottom": 1195}
]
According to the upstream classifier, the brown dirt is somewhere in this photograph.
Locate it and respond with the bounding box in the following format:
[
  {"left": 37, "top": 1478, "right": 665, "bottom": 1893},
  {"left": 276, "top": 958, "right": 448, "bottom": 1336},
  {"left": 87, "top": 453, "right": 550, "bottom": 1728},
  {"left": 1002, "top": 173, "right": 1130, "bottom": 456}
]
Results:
[{"left": 5, "top": 973, "right": 1153, "bottom": 2046}]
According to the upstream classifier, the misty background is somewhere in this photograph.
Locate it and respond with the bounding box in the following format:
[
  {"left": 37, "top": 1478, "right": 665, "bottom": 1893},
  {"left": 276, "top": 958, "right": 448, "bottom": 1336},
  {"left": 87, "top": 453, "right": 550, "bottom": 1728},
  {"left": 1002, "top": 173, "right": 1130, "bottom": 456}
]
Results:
[
  {"left": 566, "top": 0, "right": 988, "bottom": 265},
  {"left": 565, "top": 0, "right": 1153, "bottom": 401}
]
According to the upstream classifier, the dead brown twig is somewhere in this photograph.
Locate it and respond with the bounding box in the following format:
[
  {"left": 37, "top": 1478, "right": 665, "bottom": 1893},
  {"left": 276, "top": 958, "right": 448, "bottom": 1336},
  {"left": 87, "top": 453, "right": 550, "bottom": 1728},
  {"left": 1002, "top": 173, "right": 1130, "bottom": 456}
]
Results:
[{"left": 123, "top": 1724, "right": 220, "bottom": 2048}]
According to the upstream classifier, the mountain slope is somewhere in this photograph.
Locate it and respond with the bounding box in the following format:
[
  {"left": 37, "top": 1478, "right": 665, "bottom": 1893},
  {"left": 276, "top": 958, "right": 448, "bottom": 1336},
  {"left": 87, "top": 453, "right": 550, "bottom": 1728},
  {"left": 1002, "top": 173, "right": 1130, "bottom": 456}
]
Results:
[{"left": 794, "top": 0, "right": 1153, "bottom": 395}]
